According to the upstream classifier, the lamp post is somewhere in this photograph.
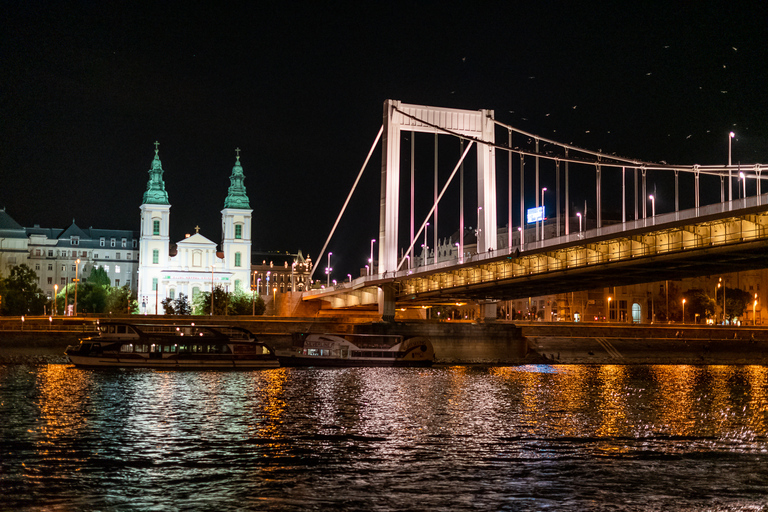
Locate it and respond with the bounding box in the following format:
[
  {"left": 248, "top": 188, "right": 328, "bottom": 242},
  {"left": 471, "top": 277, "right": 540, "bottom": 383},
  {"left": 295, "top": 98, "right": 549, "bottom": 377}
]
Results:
[
  {"left": 365, "top": 265, "right": 369, "bottom": 276},
  {"left": 53, "top": 284, "right": 58, "bottom": 316},
  {"left": 73, "top": 258, "right": 80, "bottom": 316},
  {"left": 347, "top": 274, "right": 352, "bottom": 283},
  {"left": 326, "top": 252, "right": 332, "bottom": 288},
  {"left": 211, "top": 265, "right": 215, "bottom": 315},
  {"left": 607, "top": 296, "right": 612, "bottom": 322},
  {"left": 576, "top": 212, "right": 582, "bottom": 238},
  {"left": 649, "top": 195, "right": 655, "bottom": 222},
  {"left": 517, "top": 227, "right": 523, "bottom": 251},
  {"left": 716, "top": 281, "right": 721, "bottom": 323},
  {"left": 682, "top": 298, "right": 686, "bottom": 324},
  {"left": 753, "top": 293, "right": 758, "bottom": 325},
  {"left": 729, "top": 132, "right": 735, "bottom": 201},
  {"left": 540, "top": 187, "right": 547, "bottom": 241},
  {"left": 370, "top": 239, "right": 376, "bottom": 276}
]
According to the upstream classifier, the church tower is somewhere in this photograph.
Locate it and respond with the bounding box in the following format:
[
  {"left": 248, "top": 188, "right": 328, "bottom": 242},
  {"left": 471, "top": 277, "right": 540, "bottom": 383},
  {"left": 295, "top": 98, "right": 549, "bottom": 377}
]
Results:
[
  {"left": 221, "top": 148, "right": 252, "bottom": 295},
  {"left": 138, "top": 141, "right": 171, "bottom": 314}
]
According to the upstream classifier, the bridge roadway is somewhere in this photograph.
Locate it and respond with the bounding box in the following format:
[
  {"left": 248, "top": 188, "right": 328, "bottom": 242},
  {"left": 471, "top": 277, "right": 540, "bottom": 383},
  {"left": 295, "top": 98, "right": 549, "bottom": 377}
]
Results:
[{"left": 303, "top": 195, "right": 768, "bottom": 309}]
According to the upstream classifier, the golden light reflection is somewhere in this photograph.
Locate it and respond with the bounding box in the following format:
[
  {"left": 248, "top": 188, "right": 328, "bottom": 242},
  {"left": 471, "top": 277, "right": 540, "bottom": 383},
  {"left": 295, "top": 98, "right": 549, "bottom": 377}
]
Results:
[
  {"left": 649, "top": 365, "right": 698, "bottom": 436},
  {"left": 594, "top": 365, "right": 629, "bottom": 440},
  {"left": 34, "top": 365, "right": 89, "bottom": 446}
]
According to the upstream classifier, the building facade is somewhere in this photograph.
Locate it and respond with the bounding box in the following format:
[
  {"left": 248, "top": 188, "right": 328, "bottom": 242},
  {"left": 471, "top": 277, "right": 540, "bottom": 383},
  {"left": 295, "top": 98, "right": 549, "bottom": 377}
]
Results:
[
  {"left": 0, "top": 208, "right": 139, "bottom": 304},
  {"left": 137, "top": 145, "right": 253, "bottom": 314}
]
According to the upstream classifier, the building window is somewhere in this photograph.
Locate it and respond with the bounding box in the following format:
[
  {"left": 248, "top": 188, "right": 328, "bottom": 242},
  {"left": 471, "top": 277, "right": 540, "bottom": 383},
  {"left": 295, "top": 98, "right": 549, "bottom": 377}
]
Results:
[
  {"left": 192, "top": 286, "right": 200, "bottom": 299},
  {"left": 100, "top": 238, "right": 105, "bottom": 247},
  {"left": 235, "top": 224, "right": 242, "bottom": 239},
  {"left": 235, "top": 279, "right": 241, "bottom": 292},
  {"left": 152, "top": 278, "right": 158, "bottom": 291},
  {"left": 110, "top": 238, "right": 116, "bottom": 247},
  {"left": 35, "top": 264, "right": 40, "bottom": 271},
  {"left": 71, "top": 236, "right": 79, "bottom": 246},
  {"left": 61, "top": 278, "right": 66, "bottom": 285},
  {"left": 152, "top": 249, "right": 159, "bottom": 264},
  {"left": 115, "top": 265, "right": 121, "bottom": 274},
  {"left": 126, "top": 252, "right": 131, "bottom": 259},
  {"left": 61, "top": 265, "right": 65, "bottom": 272},
  {"left": 122, "top": 238, "right": 127, "bottom": 247},
  {"left": 132, "top": 239, "right": 137, "bottom": 248},
  {"left": 235, "top": 252, "right": 242, "bottom": 267},
  {"left": 82, "top": 251, "right": 87, "bottom": 258},
  {"left": 47, "top": 277, "right": 52, "bottom": 285},
  {"left": 115, "top": 279, "right": 120, "bottom": 286},
  {"left": 153, "top": 220, "right": 160, "bottom": 236},
  {"left": 169, "top": 288, "right": 175, "bottom": 300},
  {"left": 104, "top": 265, "right": 110, "bottom": 272},
  {"left": 48, "top": 264, "right": 53, "bottom": 271},
  {"left": 116, "top": 252, "right": 121, "bottom": 260}
]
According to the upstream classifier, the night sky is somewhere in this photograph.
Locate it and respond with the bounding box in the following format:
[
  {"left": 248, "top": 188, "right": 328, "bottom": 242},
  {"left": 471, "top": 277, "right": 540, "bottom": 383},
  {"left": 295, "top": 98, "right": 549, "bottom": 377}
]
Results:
[{"left": 2, "top": 2, "right": 767, "bottom": 276}]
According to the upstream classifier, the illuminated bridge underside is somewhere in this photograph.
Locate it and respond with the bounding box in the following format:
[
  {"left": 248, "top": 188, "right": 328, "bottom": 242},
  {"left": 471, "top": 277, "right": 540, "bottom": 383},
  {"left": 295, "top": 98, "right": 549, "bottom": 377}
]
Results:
[
  {"left": 304, "top": 200, "right": 768, "bottom": 308},
  {"left": 401, "top": 206, "right": 768, "bottom": 303}
]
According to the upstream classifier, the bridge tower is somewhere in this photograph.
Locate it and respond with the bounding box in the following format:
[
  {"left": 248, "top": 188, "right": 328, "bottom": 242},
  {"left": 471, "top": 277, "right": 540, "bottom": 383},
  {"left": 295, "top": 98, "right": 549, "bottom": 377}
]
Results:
[{"left": 378, "top": 100, "right": 497, "bottom": 320}]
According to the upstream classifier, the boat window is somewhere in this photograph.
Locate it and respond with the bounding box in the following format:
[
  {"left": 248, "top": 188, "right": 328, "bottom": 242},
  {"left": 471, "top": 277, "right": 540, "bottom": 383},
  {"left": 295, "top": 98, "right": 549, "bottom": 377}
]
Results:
[
  {"left": 120, "top": 344, "right": 133, "bottom": 353},
  {"left": 164, "top": 345, "right": 177, "bottom": 353},
  {"left": 117, "top": 325, "right": 127, "bottom": 334},
  {"left": 178, "top": 345, "right": 188, "bottom": 352},
  {"left": 135, "top": 344, "right": 148, "bottom": 353},
  {"left": 307, "top": 349, "right": 320, "bottom": 356}
]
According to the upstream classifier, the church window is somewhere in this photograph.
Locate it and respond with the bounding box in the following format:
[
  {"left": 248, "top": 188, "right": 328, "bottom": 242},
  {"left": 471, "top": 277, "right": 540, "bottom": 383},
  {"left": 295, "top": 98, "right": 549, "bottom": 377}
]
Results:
[
  {"left": 152, "top": 278, "right": 158, "bottom": 291},
  {"left": 153, "top": 249, "right": 159, "bottom": 264},
  {"left": 153, "top": 220, "right": 160, "bottom": 236},
  {"left": 235, "top": 224, "right": 242, "bottom": 239},
  {"left": 169, "top": 288, "right": 175, "bottom": 300},
  {"left": 192, "top": 287, "right": 200, "bottom": 299},
  {"left": 192, "top": 251, "right": 201, "bottom": 267},
  {"left": 235, "top": 252, "right": 242, "bottom": 267}
]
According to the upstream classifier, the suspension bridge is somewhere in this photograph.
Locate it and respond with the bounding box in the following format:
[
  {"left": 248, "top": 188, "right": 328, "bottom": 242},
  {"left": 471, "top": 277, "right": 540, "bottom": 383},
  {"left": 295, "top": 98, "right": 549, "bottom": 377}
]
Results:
[{"left": 305, "top": 100, "right": 768, "bottom": 321}]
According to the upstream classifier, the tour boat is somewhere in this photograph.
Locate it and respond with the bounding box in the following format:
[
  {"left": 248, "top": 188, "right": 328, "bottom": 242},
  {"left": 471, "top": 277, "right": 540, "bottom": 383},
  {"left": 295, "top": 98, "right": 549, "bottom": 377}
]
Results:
[
  {"left": 65, "top": 322, "right": 279, "bottom": 369},
  {"left": 277, "top": 333, "right": 434, "bottom": 367}
]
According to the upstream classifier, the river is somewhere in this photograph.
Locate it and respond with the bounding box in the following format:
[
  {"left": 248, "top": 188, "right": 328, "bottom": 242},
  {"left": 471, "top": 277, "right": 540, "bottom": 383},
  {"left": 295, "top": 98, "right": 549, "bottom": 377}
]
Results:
[{"left": 1, "top": 364, "right": 767, "bottom": 511}]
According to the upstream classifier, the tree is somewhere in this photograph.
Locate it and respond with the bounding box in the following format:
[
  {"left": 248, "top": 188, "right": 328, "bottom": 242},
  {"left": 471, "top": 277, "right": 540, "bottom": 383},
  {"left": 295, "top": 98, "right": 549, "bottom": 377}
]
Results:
[
  {"left": 88, "top": 266, "right": 111, "bottom": 287},
  {"left": 163, "top": 293, "right": 192, "bottom": 315},
  {"left": 105, "top": 285, "right": 137, "bottom": 314},
  {"left": 682, "top": 288, "right": 714, "bottom": 323},
  {"left": 193, "top": 285, "right": 231, "bottom": 315},
  {"left": 1, "top": 264, "right": 47, "bottom": 315}
]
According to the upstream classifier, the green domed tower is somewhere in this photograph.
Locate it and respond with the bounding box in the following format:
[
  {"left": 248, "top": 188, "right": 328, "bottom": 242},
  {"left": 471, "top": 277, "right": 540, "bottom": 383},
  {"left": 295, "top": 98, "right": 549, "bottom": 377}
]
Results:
[{"left": 221, "top": 148, "right": 252, "bottom": 294}]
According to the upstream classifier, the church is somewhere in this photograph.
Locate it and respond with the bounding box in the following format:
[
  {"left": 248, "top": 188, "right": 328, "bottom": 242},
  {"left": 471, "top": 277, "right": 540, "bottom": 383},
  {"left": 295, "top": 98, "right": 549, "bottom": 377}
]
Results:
[{"left": 137, "top": 143, "right": 252, "bottom": 314}]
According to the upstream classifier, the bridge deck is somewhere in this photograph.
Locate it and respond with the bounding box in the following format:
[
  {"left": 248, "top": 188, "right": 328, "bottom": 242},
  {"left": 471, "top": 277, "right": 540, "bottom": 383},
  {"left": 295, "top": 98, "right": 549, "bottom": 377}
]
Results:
[{"left": 303, "top": 195, "right": 768, "bottom": 308}]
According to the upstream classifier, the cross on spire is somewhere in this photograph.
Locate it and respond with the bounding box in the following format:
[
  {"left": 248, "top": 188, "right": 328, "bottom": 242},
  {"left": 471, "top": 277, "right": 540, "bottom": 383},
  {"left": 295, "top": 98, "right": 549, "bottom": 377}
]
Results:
[
  {"left": 195, "top": 225, "right": 200, "bottom": 234},
  {"left": 154, "top": 140, "right": 160, "bottom": 154},
  {"left": 235, "top": 147, "right": 241, "bottom": 161}
]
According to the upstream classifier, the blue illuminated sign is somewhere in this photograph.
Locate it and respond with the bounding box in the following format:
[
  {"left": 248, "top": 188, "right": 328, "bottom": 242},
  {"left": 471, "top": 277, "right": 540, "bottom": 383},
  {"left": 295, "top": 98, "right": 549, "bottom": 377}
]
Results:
[{"left": 526, "top": 206, "right": 545, "bottom": 224}]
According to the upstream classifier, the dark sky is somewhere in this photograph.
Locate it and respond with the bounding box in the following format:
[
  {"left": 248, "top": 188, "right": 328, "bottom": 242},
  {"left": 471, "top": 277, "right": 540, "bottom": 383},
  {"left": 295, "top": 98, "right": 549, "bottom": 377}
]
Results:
[{"left": 2, "top": 1, "right": 767, "bottom": 276}]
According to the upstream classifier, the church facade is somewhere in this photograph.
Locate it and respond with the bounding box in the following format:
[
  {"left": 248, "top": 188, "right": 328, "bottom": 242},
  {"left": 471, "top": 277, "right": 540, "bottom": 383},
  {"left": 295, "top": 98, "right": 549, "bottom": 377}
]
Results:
[{"left": 137, "top": 144, "right": 252, "bottom": 314}]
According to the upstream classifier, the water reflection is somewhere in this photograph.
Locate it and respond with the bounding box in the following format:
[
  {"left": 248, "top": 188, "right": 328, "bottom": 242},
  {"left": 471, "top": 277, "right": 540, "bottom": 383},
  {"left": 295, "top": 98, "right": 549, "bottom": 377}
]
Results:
[{"left": 1, "top": 364, "right": 767, "bottom": 511}]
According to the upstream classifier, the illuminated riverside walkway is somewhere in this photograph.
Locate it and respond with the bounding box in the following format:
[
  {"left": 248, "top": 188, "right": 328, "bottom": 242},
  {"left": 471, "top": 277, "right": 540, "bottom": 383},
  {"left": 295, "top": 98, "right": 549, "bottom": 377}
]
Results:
[{"left": 304, "top": 194, "right": 768, "bottom": 309}]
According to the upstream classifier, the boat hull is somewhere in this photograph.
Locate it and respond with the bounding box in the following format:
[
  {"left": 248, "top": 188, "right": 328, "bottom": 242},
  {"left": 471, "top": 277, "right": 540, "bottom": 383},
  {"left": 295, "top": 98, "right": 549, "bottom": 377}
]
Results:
[{"left": 66, "top": 354, "right": 279, "bottom": 369}]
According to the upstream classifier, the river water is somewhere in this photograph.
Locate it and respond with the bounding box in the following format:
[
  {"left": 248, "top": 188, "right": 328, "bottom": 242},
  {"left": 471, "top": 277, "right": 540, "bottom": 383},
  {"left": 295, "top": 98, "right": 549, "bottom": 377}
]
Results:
[{"left": 1, "top": 364, "right": 767, "bottom": 511}]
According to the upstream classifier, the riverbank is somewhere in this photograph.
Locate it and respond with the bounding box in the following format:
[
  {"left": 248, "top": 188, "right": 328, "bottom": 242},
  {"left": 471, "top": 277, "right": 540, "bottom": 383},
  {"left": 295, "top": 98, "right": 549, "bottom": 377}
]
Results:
[{"left": 2, "top": 317, "right": 767, "bottom": 365}]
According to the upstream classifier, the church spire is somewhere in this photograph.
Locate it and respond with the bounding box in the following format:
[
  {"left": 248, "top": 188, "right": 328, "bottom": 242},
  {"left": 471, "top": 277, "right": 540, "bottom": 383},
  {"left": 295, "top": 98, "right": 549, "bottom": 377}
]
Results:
[
  {"left": 142, "top": 141, "right": 170, "bottom": 205},
  {"left": 224, "top": 148, "right": 251, "bottom": 209}
]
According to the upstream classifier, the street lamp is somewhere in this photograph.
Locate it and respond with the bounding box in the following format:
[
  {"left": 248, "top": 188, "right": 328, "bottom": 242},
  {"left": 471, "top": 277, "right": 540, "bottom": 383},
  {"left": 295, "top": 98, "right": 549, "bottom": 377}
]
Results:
[
  {"left": 211, "top": 265, "right": 215, "bottom": 315},
  {"left": 347, "top": 273, "right": 352, "bottom": 283},
  {"left": 753, "top": 293, "right": 758, "bottom": 325},
  {"left": 607, "top": 296, "right": 612, "bottom": 322},
  {"left": 576, "top": 212, "right": 582, "bottom": 237},
  {"left": 649, "top": 195, "right": 655, "bottom": 220},
  {"left": 365, "top": 264, "right": 369, "bottom": 276},
  {"left": 370, "top": 239, "right": 376, "bottom": 276},
  {"left": 517, "top": 227, "right": 523, "bottom": 251},
  {"left": 729, "top": 132, "right": 735, "bottom": 201},
  {"left": 540, "top": 187, "right": 547, "bottom": 241},
  {"left": 682, "top": 298, "right": 686, "bottom": 324},
  {"left": 53, "top": 284, "right": 58, "bottom": 316},
  {"left": 326, "top": 252, "right": 332, "bottom": 288},
  {"left": 73, "top": 258, "right": 80, "bottom": 316}
]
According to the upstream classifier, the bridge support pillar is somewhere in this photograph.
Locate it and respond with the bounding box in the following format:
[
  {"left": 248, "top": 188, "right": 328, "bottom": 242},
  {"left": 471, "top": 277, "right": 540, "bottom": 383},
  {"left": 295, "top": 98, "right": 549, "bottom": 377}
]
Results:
[
  {"left": 479, "top": 301, "right": 498, "bottom": 322},
  {"left": 378, "top": 284, "right": 397, "bottom": 322}
]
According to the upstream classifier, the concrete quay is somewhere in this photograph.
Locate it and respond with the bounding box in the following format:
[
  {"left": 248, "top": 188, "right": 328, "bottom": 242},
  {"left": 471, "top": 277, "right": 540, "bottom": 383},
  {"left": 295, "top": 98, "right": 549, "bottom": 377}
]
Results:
[{"left": 1, "top": 316, "right": 767, "bottom": 365}]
